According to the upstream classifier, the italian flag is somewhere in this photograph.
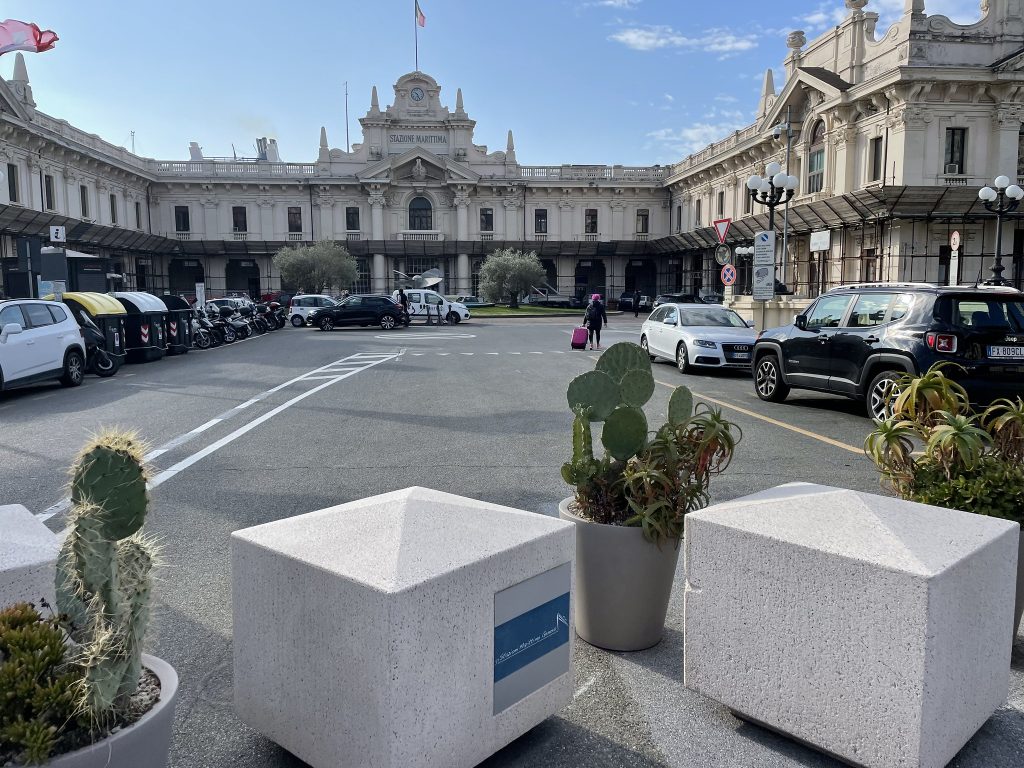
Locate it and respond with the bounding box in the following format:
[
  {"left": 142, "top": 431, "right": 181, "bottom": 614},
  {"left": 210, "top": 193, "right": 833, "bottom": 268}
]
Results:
[
  {"left": 415, "top": 1, "right": 426, "bottom": 27},
  {"left": 0, "top": 19, "right": 58, "bottom": 56}
]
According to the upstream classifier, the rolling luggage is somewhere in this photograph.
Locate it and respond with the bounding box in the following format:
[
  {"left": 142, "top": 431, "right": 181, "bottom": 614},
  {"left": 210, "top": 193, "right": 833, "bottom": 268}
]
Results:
[{"left": 571, "top": 326, "right": 589, "bottom": 350}]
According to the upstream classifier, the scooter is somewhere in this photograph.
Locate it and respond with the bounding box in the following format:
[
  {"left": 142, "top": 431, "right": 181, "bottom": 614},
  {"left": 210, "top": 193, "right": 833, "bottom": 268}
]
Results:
[
  {"left": 191, "top": 310, "right": 214, "bottom": 349},
  {"left": 208, "top": 307, "right": 238, "bottom": 343},
  {"left": 268, "top": 301, "right": 287, "bottom": 329},
  {"left": 80, "top": 315, "right": 120, "bottom": 377}
]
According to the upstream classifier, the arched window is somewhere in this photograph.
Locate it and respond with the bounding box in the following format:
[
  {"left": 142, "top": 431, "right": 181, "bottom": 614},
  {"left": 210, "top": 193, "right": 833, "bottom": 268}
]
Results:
[
  {"left": 807, "top": 121, "right": 826, "bottom": 194},
  {"left": 409, "top": 196, "right": 432, "bottom": 230}
]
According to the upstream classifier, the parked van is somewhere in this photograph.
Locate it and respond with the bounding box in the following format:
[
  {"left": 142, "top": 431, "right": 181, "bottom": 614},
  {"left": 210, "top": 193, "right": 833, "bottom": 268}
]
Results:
[{"left": 392, "top": 289, "right": 470, "bottom": 324}]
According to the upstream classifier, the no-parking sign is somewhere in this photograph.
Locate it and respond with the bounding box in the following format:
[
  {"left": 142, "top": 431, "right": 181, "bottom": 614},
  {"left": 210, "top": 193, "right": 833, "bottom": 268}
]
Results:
[{"left": 721, "top": 264, "right": 737, "bottom": 286}]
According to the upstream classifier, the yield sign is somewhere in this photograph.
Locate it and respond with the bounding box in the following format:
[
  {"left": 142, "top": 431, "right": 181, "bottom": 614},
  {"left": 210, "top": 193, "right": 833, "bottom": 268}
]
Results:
[{"left": 713, "top": 218, "right": 731, "bottom": 244}]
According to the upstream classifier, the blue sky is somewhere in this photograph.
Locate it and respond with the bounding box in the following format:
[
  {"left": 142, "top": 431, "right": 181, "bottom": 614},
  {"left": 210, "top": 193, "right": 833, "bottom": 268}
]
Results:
[{"left": 1, "top": 0, "right": 982, "bottom": 166}]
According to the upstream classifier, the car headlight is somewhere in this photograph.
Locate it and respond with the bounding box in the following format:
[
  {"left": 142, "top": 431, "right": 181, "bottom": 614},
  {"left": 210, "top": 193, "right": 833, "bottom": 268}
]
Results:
[{"left": 693, "top": 339, "right": 717, "bottom": 348}]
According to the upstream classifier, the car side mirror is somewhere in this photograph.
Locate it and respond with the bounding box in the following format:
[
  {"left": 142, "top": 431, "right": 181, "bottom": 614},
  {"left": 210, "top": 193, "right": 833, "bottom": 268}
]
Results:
[
  {"left": 663, "top": 318, "right": 677, "bottom": 326},
  {"left": 746, "top": 319, "right": 755, "bottom": 328},
  {"left": 0, "top": 322, "right": 23, "bottom": 341},
  {"left": 794, "top": 315, "right": 808, "bottom": 331}
]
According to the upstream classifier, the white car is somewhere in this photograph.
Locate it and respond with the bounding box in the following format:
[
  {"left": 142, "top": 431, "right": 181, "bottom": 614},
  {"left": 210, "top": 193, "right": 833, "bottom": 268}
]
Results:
[
  {"left": 0, "top": 299, "right": 87, "bottom": 391},
  {"left": 640, "top": 303, "right": 756, "bottom": 373},
  {"left": 288, "top": 294, "right": 337, "bottom": 327},
  {"left": 392, "top": 289, "right": 470, "bottom": 323}
]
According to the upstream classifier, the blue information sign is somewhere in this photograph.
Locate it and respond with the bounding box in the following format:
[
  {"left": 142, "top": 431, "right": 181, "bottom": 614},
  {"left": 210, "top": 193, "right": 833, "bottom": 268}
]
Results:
[{"left": 493, "top": 592, "right": 570, "bottom": 683}]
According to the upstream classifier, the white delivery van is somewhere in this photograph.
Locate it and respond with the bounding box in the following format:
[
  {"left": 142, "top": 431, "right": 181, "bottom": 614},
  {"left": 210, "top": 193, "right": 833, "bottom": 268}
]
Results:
[{"left": 392, "top": 289, "right": 470, "bottom": 324}]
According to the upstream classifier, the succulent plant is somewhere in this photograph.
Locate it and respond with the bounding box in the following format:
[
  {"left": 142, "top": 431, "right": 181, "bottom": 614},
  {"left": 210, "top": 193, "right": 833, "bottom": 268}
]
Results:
[{"left": 55, "top": 429, "right": 159, "bottom": 725}]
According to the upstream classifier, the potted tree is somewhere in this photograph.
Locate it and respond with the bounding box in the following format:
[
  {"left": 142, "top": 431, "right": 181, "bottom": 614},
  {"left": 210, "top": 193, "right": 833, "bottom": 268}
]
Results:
[
  {"left": 865, "top": 364, "right": 1024, "bottom": 640},
  {"left": 559, "top": 342, "right": 740, "bottom": 651},
  {"left": 0, "top": 430, "right": 178, "bottom": 767}
]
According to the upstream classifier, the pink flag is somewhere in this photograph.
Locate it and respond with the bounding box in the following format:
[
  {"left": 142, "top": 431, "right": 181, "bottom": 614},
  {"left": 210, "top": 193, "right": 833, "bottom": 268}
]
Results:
[
  {"left": 415, "top": 1, "right": 426, "bottom": 27},
  {"left": 0, "top": 19, "right": 58, "bottom": 57}
]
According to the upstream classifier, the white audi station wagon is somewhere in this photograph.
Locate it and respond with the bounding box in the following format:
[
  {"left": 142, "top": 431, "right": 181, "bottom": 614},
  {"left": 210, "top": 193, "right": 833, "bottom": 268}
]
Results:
[
  {"left": 0, "top": 299, "right": 87, "bottom": 391},
  {"left": 640, "top": 303, "right": 757, "bottom": 373}
]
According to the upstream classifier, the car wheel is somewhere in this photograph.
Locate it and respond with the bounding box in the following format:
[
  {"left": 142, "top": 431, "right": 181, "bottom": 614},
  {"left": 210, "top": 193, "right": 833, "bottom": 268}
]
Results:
[
  {"left": 380, "top": 314, "right": 397, "bottom": 330},
  {"left": 676, "top": 343, "right": 689, "bottom": 374},
  {"left": 60, "top": 349, "right": 85, "bottom": 387},
  {"left": 291, "top": 314, "right": 305, "bottom": 327},
  {"left": 754, "top": 354, "right": 790, "bottom": 402},
  {"left": 866, "top": 370, "right": 902, "bottom": 421},
  {"left": 447, "top": 311, "right": 460, "bottom": 324},
  {"left": 320, "top": 316, "right": 335, "bottom": 332},
  {"left": 640, "top": 335, "right": 654, "bottom": 361}
]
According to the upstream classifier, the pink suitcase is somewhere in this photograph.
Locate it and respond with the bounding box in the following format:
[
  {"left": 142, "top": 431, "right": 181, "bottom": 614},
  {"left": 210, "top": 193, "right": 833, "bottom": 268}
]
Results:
[{"left": 571, "top": 326, "right": 588, "bottom": 350}]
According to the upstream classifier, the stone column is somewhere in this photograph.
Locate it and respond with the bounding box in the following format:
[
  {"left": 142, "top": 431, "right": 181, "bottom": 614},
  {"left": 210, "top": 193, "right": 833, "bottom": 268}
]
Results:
[
  {"left": 891, "top": 105, "right": 928, "bottom": 186},
  {"left": 316, "top": 194, "right": 335, "bottom": 241},
  {"left": 995, "top": 105, "right": 1022, "bottom": 181},
  {"left": 610, "top": 198, "right": 626, "bottom": 240},
  {"left": 370, "top": 190, "right": 386, "bottom": 293},
  {"left": 558, "top": 199, "right": 575, "bottom": 240},
  {"left": 457, "top": 254, "right": 470, "bottom": 295},
  {"left": 503, "top": 197, "right": 521, "bottom": 240},
  {"left": 373, "top": 253, "right": 387, "bottom": 294},
  {"left": 258, "top": 199, "right": 274, "bottom": 240},
  {"left": 455, "top": 192, "right": 470, "bottom": 239},
  {"left": 203, "top": 198, "right": 219, "bottom": 239}
]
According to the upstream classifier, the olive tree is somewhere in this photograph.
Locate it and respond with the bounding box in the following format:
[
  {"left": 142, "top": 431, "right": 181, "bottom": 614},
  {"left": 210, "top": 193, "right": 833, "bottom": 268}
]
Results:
[
  {"left": 273, "top": 241, "right": 358, "bottom": 294},
  {"left": 478, "top": 248, "right": 547, "bottom": 308}
]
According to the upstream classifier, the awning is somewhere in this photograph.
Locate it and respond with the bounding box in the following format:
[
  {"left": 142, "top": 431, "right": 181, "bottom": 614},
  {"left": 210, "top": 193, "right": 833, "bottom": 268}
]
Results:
[{"left": 0, "top": 205, "right": 180, "bottom": 255}]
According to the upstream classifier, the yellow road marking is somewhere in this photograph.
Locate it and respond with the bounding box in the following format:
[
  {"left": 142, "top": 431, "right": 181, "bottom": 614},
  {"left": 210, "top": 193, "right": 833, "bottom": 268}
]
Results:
[{"left": 654, "top": 379, "right": 864, "bottom": 455}]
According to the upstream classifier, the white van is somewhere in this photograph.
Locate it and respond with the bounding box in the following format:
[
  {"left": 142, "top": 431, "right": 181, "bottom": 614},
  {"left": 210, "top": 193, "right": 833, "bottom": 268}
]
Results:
[{"left": 392, "top": 289, "right": 470, "bottom": 324}]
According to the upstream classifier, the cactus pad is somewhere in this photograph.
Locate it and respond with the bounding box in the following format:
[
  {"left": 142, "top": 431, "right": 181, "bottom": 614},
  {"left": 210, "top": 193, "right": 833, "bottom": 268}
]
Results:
[
  {"left": 596, "top": 342, "right": 650, "bottom": 383},
  {"left": 567, "top": 370, "right": 621, "bottom": 422},
  {"left": 620, "top": 368, "right": 655, "bottom": 407},
  {"left": 70, "top": 441, "right": 148, "bottom": 540},
  {"left": 668, "top": 386, "right": 694, "bottom": 425},
  {"left": 601, "top": 406, "right": 649, "bottom": 460}
]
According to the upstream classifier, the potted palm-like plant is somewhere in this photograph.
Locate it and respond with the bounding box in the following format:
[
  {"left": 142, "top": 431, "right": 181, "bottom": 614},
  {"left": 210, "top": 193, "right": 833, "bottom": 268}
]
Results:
[
  {"left": 0, "top": 430, "right": 178, "bottom": 767},
  {"left": 865, "top": 364, "right": 1024, "bottom": 639},
  {"left": 559, "top": 342, "right": 740, "bottom": 651}
]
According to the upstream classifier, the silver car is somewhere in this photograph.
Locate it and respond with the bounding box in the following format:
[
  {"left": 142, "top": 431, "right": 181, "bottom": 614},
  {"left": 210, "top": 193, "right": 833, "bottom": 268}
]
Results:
[{"left": 640, "top": 304, "right": 757, "bottom": 373}]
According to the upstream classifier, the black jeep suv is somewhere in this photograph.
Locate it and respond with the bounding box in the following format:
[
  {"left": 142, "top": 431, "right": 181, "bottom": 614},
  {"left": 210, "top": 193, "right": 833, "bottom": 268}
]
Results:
[
  {"left": 308, "top": 294, "right": 406, "bottom": 331},
  {"left": 752, "top": 283, "right": 1024, "bottom": 420}
]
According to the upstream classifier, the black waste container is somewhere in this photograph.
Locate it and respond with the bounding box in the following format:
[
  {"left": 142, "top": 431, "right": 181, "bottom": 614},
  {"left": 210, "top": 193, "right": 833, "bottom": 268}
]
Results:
[
  {"left": 159, "top": 295, "right": 193, "bottom": 355},
  {"left": 43, "top": 291, "right": 128, "bottom": 368},
  {"left": 113, "top": 291, "right": 167, "bottom": 363}
]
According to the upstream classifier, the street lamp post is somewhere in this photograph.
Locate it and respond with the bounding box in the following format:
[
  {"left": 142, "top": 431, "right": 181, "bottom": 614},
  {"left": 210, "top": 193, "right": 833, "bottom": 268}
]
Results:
[
  {"left": 735, "top": 245, "right": 754, "bottom": 294},
  {"left": 978, "top": 175, "right": 1024, "bottom": 286},
  {"left": 746, "top": 162, "right": 798, "bottom": 291}
]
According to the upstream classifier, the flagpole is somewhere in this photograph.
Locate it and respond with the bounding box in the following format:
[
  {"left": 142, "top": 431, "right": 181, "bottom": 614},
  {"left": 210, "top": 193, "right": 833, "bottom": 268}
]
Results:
[{"left": 414, "top": 0, "right": 419, "bottom": 71}]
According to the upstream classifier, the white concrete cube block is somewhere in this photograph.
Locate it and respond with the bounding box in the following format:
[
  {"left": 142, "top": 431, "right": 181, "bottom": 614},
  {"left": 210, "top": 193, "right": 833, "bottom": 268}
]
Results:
[
  {"left": 0, "top": 504, "right": 59, "bottom": 610},
  {"left": 232, "top": 487, "right": 574, "bottom": 768},
  {"left": 684, "top": 483, "right": 1018, "bottom": 768}
]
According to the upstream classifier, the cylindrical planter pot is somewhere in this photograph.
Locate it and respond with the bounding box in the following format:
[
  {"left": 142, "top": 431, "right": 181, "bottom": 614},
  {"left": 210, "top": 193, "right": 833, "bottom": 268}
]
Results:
[
  {"left": 46, "top": 654, "right": 178, "bottom": 768},
  {"left": 1015, "top": 528, "right": 1024, "bottom": 642},
  {"left": 559, "top": 498, "right": 680, "bottom": 652}
]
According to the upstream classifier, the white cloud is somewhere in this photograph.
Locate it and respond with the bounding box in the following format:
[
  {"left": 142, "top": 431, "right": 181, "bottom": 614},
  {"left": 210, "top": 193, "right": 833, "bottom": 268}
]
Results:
[
  {"left": 596, "top": 0, "right": 641, "bottom": 7},
  {"left": 647, "top": 120, "right": 750, "bottom": 156},
  {"left": 609, "top": 25, "right": 758, "bottom": 53},
  {"left": 800, "top": 0, "right": 981, "bottom": 34},
  {"left": 664, "top": 93, "right": 674, "bottom": 102},
  {"left": 714, "top": 94, "right": 738, "bottom": 103}
]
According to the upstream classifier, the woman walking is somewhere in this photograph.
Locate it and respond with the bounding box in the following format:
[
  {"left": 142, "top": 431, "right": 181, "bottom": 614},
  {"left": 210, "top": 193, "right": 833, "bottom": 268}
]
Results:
[{"left": 584, "top": 293, "right": 608, "bottom": 350}]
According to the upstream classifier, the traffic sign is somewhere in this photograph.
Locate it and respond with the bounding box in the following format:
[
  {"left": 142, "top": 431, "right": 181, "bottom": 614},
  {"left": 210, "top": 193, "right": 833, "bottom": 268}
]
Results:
[
  {"left": 720, "top": 264, "right": 737, "bottom": 286},
  {"left": 752, "top": 230, "right": 776, "bottom": 302},
  {"left": 713, "top": 218, "right": 731, "bottom": 244},
  {"left": 48, "top": 225, "right": 66, "bottom": 243},
  {"left": 950, "top": 230, "right": 961, "bottom": 251},
  {"left": 714, "top": 244, "right": 732, "bottom": 266}
]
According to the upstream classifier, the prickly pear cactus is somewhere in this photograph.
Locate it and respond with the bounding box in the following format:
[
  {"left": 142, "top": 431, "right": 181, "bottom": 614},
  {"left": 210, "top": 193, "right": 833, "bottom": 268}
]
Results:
[{"left": 55, "top": 429, "right": 158, "bottom": 724}]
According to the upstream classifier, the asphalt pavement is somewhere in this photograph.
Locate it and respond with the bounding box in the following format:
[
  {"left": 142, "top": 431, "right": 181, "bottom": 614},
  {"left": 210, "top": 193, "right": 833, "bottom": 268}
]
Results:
[{"left": 2, "top": 316, "right": 1021, "bottom": 767}]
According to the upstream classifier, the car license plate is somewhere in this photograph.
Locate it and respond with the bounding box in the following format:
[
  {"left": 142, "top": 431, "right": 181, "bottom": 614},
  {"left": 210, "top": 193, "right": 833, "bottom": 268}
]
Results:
[
  {"left": 732, "top": 352, "right": 750, "bottom": 360},
  {"left": 988, "top": 346, "right": 1024, "bottom": 358}
]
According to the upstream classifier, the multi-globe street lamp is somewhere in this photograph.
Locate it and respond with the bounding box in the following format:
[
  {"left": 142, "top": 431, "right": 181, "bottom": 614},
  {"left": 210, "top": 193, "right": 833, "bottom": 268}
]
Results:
[
  {"left": 977, "top": 175, "right": 1024, "bottom": 286},
  {"left": 745, "top": 162, "right": 798, "bottom": 293}
]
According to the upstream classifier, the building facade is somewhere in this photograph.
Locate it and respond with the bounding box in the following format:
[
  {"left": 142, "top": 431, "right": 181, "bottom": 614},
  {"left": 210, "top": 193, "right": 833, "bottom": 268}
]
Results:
[{"left": 2, "top": 0, "right": 1024, "bottom": 307}]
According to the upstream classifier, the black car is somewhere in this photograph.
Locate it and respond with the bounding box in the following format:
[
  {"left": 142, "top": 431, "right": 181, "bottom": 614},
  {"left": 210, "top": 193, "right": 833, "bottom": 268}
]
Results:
[
  {"left": 309, "top": 294, "right": 406, "bottom": 331},
  {"left": 752, "top": 283, "right": 1024, "bottom": 420}
]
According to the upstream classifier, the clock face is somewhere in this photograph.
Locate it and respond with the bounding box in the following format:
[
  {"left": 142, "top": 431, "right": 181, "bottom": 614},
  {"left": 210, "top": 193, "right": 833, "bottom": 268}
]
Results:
[{"left": 410, "top": 87, "right": 425, "bottom": 102}]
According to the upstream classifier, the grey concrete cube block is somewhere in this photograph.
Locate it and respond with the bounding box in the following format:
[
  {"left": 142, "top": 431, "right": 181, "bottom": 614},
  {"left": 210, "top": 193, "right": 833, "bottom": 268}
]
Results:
[
  {"left": 684, "top": 483, "right": 1018, "bottom": 768},
  {"left": 232, "top": 487, "right": 574, "bottom": 768},
  {"left": 0, "top": 504, "right": 59, "bottom": 610}
]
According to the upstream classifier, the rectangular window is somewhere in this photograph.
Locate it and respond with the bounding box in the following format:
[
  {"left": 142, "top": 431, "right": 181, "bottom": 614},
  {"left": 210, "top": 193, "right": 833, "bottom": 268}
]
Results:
[
  {"left": 109, "top": 193, "right": 118, "bottom": 224},
  {"left": 849, "top": 293, "right": 895, "bottom": 328},
  {"left": 6, "top": 163, "right": 17, "bottom": 203},
  {"left": 869, "top": 137, "right": 883, "bottom": 182},
  {"left": 744, "top": 187, "right": 752, "bottom": 215},
  {"left": 79, "top": 185, "right": 89, "bottom": 218},
  {"left": 717, "top": 190, "right": 725, "bottom": 217},
  {"left": 860, "top": 248, "right": 880, "bottom": 282},
  {"left": 288, "top": 206, "right": 303, "bottom": 233},
  {"left": 135, "top": 201, "right": 142, "bottom": 229},
  {"left": 808, "top": 149, "right": 825, "bottom": 193},
  {"left": 174, "top": 205, "right": 190, "bottom": 232},
  {"left": 635, "top": 208, "right": 649, "bottom": 234},
  {"left": 694, "top": 200, "right": 702, "bottom": 228},
  {"left": 44, "top": 174, "right": 55, "bottom": 211},
  {"left": 944, "top": 128, "right": 966, "bottom": 174},
  {"left": 480, "top": 207, "right": 493, "bottom": 232},
  {"left": 584, "top": 209, "right": 598, "bottom": 234},
  {"left": 675, "top": 205, "right": 681, "bottom": 232},
  {"left": 345, "top": 206, "right": 359, "bottom": 231},
  {"left": 535, "top": 208, "right": 547, "bottom": 234},
  {"left": 232, "top": 206, "right": 247, "bottom": 232}
]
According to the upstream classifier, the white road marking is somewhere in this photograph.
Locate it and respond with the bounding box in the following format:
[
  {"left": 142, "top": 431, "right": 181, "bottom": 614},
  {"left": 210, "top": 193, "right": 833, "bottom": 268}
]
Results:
[
  {"left": 374, "top": 332, "right": 475, "bottom": 340},
  {"left": 438, "top": 352, "right": 450, "bottom": 356},
  {"left": 486, "top": 352, "right": 499, "bottom": 355},
  {"left": 460, "top": 352, "right": 474, "bottom": 356},
  {"left": 189, "top": 419, "right": 222, "bottom": 435}
]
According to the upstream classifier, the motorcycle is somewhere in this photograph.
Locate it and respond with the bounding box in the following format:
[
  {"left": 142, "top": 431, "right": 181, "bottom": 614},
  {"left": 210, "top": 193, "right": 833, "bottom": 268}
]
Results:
[
  {"left": 267, "top": 301, "right": 287, "bottom": 329},
  {"left": 218, "top": 305, "right": 250, "bottom": 339},
  {"left": 208, "top": 307, "right": 239, "bottom": 343},
  {"left": 80, "top": 314, "right": 120, "bottom": 377},
  {"left": 191, "top": 310, "right": 215, "bottom": 349}
]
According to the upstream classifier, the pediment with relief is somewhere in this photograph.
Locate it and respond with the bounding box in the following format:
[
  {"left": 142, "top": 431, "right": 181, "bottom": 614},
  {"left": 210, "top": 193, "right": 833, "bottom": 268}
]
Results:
[{"left": 356, "top": 146, "right": 480, "bottom": 185}]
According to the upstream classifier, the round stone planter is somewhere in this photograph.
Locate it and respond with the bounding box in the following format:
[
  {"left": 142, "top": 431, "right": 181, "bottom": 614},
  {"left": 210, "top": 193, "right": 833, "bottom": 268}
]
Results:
[
  {"left": 559, "top": 498, "right": 680, "bottom": 651},
  {"left": 46, "top": 655, "right": 178, "bottom": 768}
]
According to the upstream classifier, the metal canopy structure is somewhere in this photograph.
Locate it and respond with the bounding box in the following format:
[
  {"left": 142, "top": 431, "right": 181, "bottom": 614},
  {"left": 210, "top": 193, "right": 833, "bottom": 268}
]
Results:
[{"left": 0, "top": 204, "right": 179, "bottom": 255}]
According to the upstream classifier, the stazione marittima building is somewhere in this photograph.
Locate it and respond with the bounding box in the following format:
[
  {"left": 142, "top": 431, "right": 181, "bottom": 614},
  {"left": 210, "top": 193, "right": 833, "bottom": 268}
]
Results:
[{"left": 3, "top": 0, "right": 1024, "bottom": 311}]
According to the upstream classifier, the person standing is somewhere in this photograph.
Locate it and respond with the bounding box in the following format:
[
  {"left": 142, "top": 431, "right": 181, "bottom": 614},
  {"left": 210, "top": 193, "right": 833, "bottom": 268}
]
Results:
[
  {"left": 633, "top": 289, "right": 641, "bottom": 318},
  {"left": 397, "top": 287, "right": 410, "bottom": 326},
  {"left": 584, "top": 293, "right": 608, "bottom": 350}
]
